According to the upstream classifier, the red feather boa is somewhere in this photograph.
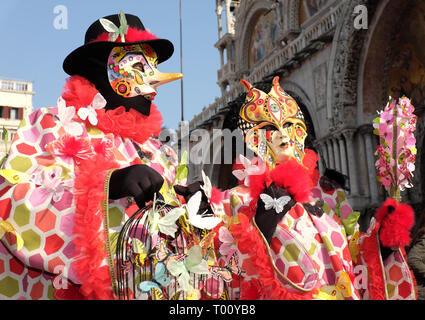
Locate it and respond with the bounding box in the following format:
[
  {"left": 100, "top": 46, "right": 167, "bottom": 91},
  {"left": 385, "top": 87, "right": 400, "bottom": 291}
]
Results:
[
  {"left": 61, "top": 75, "right": 163, "bottom": 145},
  {"left": 358, "top": 198, "right": 415, "bottom": 300},
  {"left": 72, "top": 153, "right": 120, "bottom": 299},
  {"left": 56, "top": 75, "right": 164, "bottom": 299},
  {"left": 358, "top": 220, "right": 387, "bottom": 300}
]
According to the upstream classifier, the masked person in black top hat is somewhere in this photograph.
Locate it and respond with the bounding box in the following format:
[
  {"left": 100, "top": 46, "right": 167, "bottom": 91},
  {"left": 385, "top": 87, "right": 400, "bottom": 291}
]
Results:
[{"left": 0, "top": 11, "right": 183, "bottom": 300}]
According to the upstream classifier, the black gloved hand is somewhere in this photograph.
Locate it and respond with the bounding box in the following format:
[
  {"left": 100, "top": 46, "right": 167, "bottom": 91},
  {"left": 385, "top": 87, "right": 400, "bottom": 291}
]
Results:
[
  {"left": 109, "top": 164, "right": 164, "bottom": 209},
  {"left": 254, "top": 183, "right": 295, "bottom": 244},
  {"left": 174, "top": 182, "right": 213, "bottom": 216}
]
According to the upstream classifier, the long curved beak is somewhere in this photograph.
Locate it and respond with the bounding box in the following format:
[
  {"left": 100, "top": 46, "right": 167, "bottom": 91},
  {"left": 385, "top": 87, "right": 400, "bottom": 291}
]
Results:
[{"left": 149, "top": 71, "right": 183, "bottom": 89}]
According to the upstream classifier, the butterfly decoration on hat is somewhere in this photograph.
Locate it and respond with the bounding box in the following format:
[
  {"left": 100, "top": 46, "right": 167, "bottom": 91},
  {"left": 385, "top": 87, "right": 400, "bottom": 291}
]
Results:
[{"left": 99, "top": 10, "right": 129, "bottom": 42}]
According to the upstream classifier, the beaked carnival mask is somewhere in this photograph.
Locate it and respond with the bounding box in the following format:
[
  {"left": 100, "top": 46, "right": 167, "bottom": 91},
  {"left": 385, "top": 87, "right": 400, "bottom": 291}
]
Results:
[{"left": 107, "top": 43, "right": 182, "bottom": 101}]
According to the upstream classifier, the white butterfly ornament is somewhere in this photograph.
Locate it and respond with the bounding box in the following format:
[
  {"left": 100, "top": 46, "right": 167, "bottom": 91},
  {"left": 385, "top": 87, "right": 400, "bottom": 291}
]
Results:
[
  {"left": 200, "top": 170, "right": 225, "bottom": 217},
  {"left": 186, "top": 191, "right": 221, "bottom": 230},
  {"left": 77, "top": 93, "right": 107, "bottom": 126},
  {"left": 260, "top": 193, "right": 292, "bottom": 214}
]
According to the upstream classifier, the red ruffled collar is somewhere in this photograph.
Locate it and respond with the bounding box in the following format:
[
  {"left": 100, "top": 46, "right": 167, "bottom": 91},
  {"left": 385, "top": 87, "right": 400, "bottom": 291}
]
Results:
[
  {"left": 246, "top": 149, "right": 319, "bottom": 220},
  {"left": 61, "top": 75, "right": 163, "bottom": 144}
]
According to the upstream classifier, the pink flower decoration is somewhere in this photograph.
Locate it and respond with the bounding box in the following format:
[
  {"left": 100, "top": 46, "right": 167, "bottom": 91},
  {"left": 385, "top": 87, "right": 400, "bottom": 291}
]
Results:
[
  {"left": 373, "top": 97, "right": 417, "bottom": 192},
  {"left": 31, "top": 166, "right": 73, "bottom": 203},
  {"left": 218, "top": 226, "right": 237, "bottom": 264}
]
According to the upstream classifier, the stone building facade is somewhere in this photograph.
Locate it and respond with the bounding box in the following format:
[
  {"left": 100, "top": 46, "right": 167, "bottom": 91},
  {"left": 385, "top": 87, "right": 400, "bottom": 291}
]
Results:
[
  {"left": 0, "top": 78, "right": 34, "bottom": 158},
  {"left": 180, "top": 0, "right": 425, "bottom": 218}
]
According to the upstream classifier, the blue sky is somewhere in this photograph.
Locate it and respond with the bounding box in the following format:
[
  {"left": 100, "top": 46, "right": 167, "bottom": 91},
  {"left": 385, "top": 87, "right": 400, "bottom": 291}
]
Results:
[{"left": 0, "top": 0, "right": 221, "bottom": 129}]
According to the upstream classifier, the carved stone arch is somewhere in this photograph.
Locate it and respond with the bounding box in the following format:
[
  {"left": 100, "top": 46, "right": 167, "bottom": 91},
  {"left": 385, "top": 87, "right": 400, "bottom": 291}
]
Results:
[
  {"left": 357, "top": 0, "right": 409, "bottom": 126},
  {"left": 235, "top": 0, "right": 273, "bottom": 74},
  {"left": 281, "top": 80, "right": 316, "bottom": 132},
  {"left": 208, "top": 125, "right": 244, "bottom": 189},
  {"left": 356, "top": 0, "right": 425, "bottom": 209},
  {"left": 280, "top": 80, "right": 317, "bottom": 149},
  {"left": 326, "top": 0, "right": 380, "bottom": 131}
]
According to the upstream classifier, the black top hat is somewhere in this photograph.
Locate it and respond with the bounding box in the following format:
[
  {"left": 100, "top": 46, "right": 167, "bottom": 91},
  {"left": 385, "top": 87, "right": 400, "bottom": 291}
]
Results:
[{"left": 63, "top": 12, "right": 174, "bottom": 76}]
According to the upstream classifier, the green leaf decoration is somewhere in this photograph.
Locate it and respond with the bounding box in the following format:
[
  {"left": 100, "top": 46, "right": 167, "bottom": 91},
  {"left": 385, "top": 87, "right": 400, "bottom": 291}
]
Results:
[
  {"left": 174, "top": 150, "right": 188, "bottom": 184},
  {"left": 0, "top": 127, "right": 9, "bottom": 168},
  {"left": 341, "top": 211, "right": 360, "bottom": 236}
]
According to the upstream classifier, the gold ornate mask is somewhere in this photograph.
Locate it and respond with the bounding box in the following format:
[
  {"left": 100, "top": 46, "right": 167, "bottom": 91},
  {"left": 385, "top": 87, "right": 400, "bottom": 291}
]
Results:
[{"left": 239, "top": 76, "right": 307, "bottom": 167}]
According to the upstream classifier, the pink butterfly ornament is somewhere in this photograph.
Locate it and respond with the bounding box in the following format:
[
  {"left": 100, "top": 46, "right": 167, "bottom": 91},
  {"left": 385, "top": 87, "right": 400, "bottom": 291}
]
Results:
[
  {"left": 232, "top": 155, "right": 265, "bottom": 187},
  {"left": 218, "top": 226, "right": 237, "bottom": 263},
  {"left": 56, "top": 96, "right": 83, "bottom": 136}
]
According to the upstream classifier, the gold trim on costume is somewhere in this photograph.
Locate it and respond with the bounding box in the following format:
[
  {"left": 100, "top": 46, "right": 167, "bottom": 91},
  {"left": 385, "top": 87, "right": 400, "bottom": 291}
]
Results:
[{"left": 103, "top": 168, "right": 119, "bottom": 298}]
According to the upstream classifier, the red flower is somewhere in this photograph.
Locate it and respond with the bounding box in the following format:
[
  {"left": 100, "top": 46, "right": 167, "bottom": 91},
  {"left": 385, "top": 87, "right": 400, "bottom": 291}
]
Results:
[{"left": 46, "top": 134, "right": 94, "bottom": 161}]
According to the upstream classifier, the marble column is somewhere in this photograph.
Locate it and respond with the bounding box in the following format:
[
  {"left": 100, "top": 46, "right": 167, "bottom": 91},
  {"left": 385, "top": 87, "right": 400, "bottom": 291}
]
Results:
[
  {"left": 326, "top": 139, "right": 335, "bottom": 169},
  {"left": 224, "top": 0, "right": 233, "bottom": 34},
  {"left": 338, "top": 135, "right": 348, "bottom": 176},
  {"left": 332, "top": 137, "right": 341, "bottom": 172},
  {"left": 219, "top": 47, "right": 224, "bottom": 67},
  {"left": 320, "top": 141, "right": 329, "bottom": 169},
  {"left": 342, "top": 129, "right": 359, "bottom": 196},
  {"left": 364, "top": 130, "right": 379, "bottom": 203},
  {"left": 315, "top": 141, "right": 327, "bottom": 175},
  {"left": 357, "top": 129, "right": 370, "bottom": 197},
  {"left": 216, "top": 1, "right": 223, "bottom": 39}
]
